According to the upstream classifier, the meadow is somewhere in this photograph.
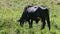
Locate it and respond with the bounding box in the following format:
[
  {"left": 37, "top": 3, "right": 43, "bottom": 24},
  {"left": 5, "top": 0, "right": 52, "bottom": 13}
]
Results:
[{"left": 0, "top": 0, "right": 60, "bottom": 34}]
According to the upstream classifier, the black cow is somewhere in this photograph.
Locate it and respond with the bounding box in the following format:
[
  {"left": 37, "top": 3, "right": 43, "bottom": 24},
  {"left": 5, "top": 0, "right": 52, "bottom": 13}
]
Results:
[{"left": 18, "top": 5, "right": 50, "bottom": 30}]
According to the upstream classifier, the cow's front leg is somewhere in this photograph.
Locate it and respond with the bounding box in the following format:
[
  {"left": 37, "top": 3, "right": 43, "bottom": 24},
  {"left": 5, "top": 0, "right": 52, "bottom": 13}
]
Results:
[{"left": 28, "top": 20, "right": 33, "bottom": 28}]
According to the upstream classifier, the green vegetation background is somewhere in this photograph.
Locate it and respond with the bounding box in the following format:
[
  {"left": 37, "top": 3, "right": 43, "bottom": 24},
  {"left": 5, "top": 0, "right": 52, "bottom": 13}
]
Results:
[{"left": 0, "top": 0, "right": 60, "bottom": 34}]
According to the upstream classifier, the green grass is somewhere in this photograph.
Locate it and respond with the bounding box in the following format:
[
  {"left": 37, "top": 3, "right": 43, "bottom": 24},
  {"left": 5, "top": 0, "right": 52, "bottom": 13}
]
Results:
[{"left": 0, "top": 0, "right": 60, "bottom": 34}]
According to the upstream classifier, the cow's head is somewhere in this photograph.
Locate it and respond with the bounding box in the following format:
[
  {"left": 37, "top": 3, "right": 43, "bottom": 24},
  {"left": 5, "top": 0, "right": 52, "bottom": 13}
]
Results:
[{"left": 18, "top": 18, "right": 25, "bottom": 27}]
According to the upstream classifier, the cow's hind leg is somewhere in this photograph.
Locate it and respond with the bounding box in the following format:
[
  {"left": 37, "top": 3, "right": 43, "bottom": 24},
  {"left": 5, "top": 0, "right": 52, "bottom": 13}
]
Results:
[
  {"left": 46, "top": 17, "right": 50, "bottom": 30},
  {"left": 41, "top": 18, "right": 46, "bottom": 30}
]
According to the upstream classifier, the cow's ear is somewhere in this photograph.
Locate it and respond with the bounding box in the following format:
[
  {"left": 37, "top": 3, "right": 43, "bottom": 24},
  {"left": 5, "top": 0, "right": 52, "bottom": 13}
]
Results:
[{"left": 17, "top": 18, "right": 22, "bottom": 22}]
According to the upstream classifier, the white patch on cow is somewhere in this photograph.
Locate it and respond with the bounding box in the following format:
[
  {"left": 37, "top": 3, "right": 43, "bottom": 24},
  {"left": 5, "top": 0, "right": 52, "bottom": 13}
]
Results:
[
  {"left": 27, "top": 6, "right": 38, "bottom": 12},
  {"left": 40, "top": 6, "right": 47, "bottom": 10}
]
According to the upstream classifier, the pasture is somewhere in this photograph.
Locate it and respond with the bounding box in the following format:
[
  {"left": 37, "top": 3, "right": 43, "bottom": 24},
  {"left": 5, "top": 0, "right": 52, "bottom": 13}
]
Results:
[{"left": 0, "top": 0, "right": 60, "bottom": 34}]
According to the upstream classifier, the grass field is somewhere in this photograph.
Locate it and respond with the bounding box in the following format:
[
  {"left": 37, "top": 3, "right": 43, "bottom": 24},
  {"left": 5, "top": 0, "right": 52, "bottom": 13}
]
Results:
[{"left": 0, "top": 0, "right": 60, "bottom": 34}]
